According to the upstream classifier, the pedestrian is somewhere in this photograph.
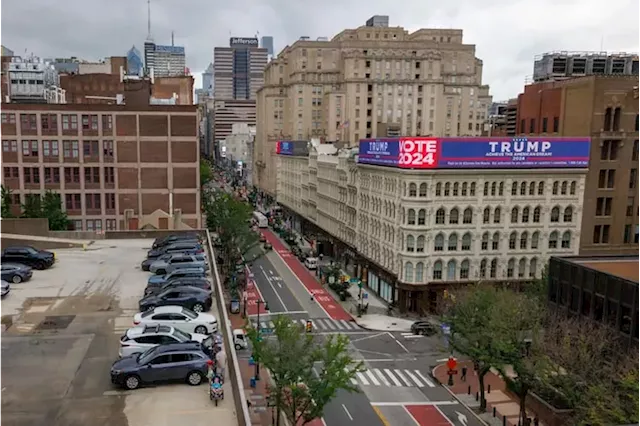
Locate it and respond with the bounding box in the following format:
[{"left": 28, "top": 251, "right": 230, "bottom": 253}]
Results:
[
  {"left": 461, "top": 366, "right": 468, "bottom": 382},
  {"left": 216, "top": 349, "right": 227, "bottom": 380}
]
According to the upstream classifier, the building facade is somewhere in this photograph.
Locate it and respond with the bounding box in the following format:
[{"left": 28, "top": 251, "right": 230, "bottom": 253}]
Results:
[
  {"left": 202, "top": 63, "right": 214, "bottom": 96},
  {"left": 6, "top": 56, "right": 65, "bottom": 104},
  {"left": 127, "top": 46, "right": 144, "bottom": 76},
  {"left": 213, "top": 38, "right": 268, "bottom": 100},
  {"left": 212, "top": 99, "right": 257, "bottom": 145},
  {"left": 533, "top": 52, "right": 638, "bottom": 83},
  {"left": 225, "top": 123, "right": 256, "bottom": 185},
  {"left": 277, "top": 140, "right": 587, "bottom": 313},
  {"left": 516, "top": 76, "right": 639, "bottom": 256},
  {"left": 254, "top": 18, "right": 493, "bottom": 196},
  {"left": 261, "top": 36, "right": 275, "bottom": 57},
  {"left": 144, "top": 42, "right": 186, "bottom": 77},
  {"left": 0, "top": 104, "right": 201, "bottom": 230}
]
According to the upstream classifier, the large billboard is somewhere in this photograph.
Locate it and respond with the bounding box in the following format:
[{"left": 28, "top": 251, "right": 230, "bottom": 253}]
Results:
[
  {"left": 357, "top": 137, "right": 591, "bottom": 169},
  {"left": 276, "top": 140, "right": 309, "bottom": 156},
  {"left": 230, "top": 37, "right": 259, "bottom": 47}
]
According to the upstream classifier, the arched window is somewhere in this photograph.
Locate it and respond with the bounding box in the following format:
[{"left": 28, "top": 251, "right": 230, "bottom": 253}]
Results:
[
  {"left": 483, "top": 207, "right": 490, "bottom": 223},
  {"left": 408, "top": 209, "right": 416, "bottom": 225},
  {"left": 561, "top": 181, "right": 568, "bottom": 195},
  {"left": 570, "top": 181, "right": 576, "bottom": 195},
  {"left": 509, "top": 232, "right": 517, "bottom": 249},
  {"left": 418, "top": 183, "right": 427, "bottom": 197},
  {"left": 528, "top": 182, "right": 535, "bottom": 195},
  {"left": 483, "top": 181, "right": 489, "bottom": 196},
  {"left": 518, "top": 258, "right": 526, "bottom": 278},
  {"left": 522, "top": 207, "right": 530, "bottom": 223},
  {"left": 480, "top": 259, "right": 487, "bottom": 278},
  {"left": 507, "top": 258, "right": 515, "bottom": 277},
  {"left": 493, "top": 207, "right": 501, "bottom": 223},
  {"left": 447, "top": 260, "right": 456, "bottom": 280},
  {"left": 499, "top": 182, "right": 504, "bottom": 196},
  {"left": 453, "top": 182, "right": 459, "bottom": 196},
  {"left": 409, "top": 183, "right": 417, "bottom": 196},
  {"left": 529, "top": 258, "right": 538, "bottom": 278},
  {"left": 562, "top": 231, "right": 571, "bottom": 248},
  {"left": 563, "top": 206, "right": 573, "bottom": 222},
  {"left": 538, "top": 181, "right": 544, "bottom": 195},
  {"left": 463, "top": 207, "right": 473, "bottom": 224},
  {"left": 531, "top": 231, "right": 540, "bottom": 249},
  {"left": 415, "top": 262, "right": 424, "bottom": 282},
  {"left": 433, "top": 261, "right": 443, "bottom": 279},
  {"left": 552, "top": 181, "right": 559, "bottom": 195},
  {"left": 511, "top": 207, "right": 519, "bottom": 223},
  {"left": 511, "top": 181, "right": 518, "bottom": 196},
  {"left": 549, "top": 231, "right": 558, "bottom": 249},
  {"left": 520, "top": 181, "right": 527, "bottom": 195},
  {"left": 448, "top": 233, "right": 458, "bottom": 251},
  {"left": 416, "top": 235, "right": 425, "bottom": 252},
  {"left": 436, "top": 183, "right": 442, "bottom": 196},
  {"left": 406, "top": 235, "right": 415, "bottom": 252},
  {"left": 520, "top": 231, "right": 528, "bottom": 249},
  {"left": 461, "top": 182, "right": 468, "bottom": 196},
  {"left": 490, "top": 259, "right": 498, "bottom": 278},
  {"left": 550, "top": 206, "right": 560, "bottom": 222},
  {"left": 404, "top": 262, "right": 414, "bottom": 282},
  {"left": 450, "top": 208, "right": 459, "bottom": 224},
  {"left": 470, "top": 182, "right": 476, "bottom": 196},
  {"left": 444, "top": 182, "right": 451, "bottom": 196},
  {"left": 434, "top": 233, "right": 444, "bottom": 251},
  {"left": 492, "top": 232, "right": 500, "bottom": 250},
  {"left": 436, "top": 208, "right": 445, "bottom": 224},
  {"left": 533, "top": 206, "right": 541, "bottom": 223},
  {"left": 418, "top": 209, "right": 426, "bottom": 225},
  {"left": 462, "top": 233, "right": 472, "bottom": 250},
  {"left": 491, "top": 182, "right": 497, "bottom": 196},
  {"left": 481, "top": 232, "right": 489, "bottom": 250},
  {"left": 460, "top": 260, "right": 470, "bottom": 279}
]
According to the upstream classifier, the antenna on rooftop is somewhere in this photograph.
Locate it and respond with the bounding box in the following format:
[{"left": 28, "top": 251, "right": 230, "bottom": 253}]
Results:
[
  {"left": 146, "top": 0, "right": 153, "bottom": 41},
  {"left": 171, "top": 31, "right": 175, "bottom": 46}
]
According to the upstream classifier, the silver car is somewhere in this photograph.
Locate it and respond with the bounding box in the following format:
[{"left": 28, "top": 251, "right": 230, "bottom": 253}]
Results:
[
  {"left": 149, "top": 253, "right": 209, "bottom": 275},
  {"left": 119, "top": 324, "right": 212, "bottom": 357},
  {"left": 1, "top": 280, "right": 10, "bottom": 297}
]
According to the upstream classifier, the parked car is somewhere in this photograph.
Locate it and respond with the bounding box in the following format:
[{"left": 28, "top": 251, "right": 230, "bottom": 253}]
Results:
[
  {"left": 110, "top": 342, "right": 211, "bottom": 390},
  {"left": 1, "top": 280, "right": 10, "bottom": 297},
  {"left": 138, "top": 286, "right": 212, "bottom": 313},
  {"left": 304, "top": 257, "right": 318, "bottom": 270},
  {"left": 133, "top": 306, "right": 217, "bottom": 335},
  {"left": 1, "top": 246, "right": 55, "bottom": 270},
  {"left": 118, "top": 324, "right": 212, "bottom": 357},
  {"left": 152, "top": 233, "right": 202, "bottom": 249},
  {"left": 146, "top": 242, "right": 204, "bottom": 259},
  {"left": 150, "top": 253, "right": 209, "bottom": 275},
  {"left": 141, "top": 253, "right": 173, "bottom": 272},
  {"left": 144, "top": 277, "right": 211, "bottom": 297},
  {"left": 0, "top": 263, "right": 33, "bottom": 284},
  {"left": 148, "top": 267, "right": 207, "bottom": 286},
  {"left": 410, "top": 320, "right": 438, "bottom": 336}
]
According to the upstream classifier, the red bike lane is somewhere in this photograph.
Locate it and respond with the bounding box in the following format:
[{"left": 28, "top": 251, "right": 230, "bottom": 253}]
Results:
[
  {"left": 244, "top": 265, "right": 268, "bottom": 316},
  {"left": 405, "top": 405, "right": 453, "bottom": 426},
  {"left": 262, "top": 229, "right": 353, "bottom": 321}
]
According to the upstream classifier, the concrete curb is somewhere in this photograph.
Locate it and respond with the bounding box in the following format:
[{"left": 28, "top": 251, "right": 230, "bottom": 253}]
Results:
[{"left": 431, "top": 363, "right": 490, "bottom": 426}]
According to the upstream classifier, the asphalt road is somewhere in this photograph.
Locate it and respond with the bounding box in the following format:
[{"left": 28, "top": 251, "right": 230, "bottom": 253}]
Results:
[{"left": 249, "top": 255, "right": 304, "bottom": 314}]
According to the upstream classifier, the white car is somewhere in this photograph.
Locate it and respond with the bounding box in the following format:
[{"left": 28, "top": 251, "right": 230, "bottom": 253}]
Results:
[
  {"left": 118, "top": 324, "right": 213, "bottom": 357},
  {"left": 133, "top": 305, "right": 218, "bottom": 335}
]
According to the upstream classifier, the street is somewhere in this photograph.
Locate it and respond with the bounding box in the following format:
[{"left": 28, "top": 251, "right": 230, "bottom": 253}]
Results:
[{"left": 247, "top": 229, "right": 484, "bottom": 426}]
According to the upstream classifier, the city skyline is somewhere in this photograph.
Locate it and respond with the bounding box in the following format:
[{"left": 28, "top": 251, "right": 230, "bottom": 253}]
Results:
[{"left": 2, "top": 0, "right": 638, "bottom": 101}]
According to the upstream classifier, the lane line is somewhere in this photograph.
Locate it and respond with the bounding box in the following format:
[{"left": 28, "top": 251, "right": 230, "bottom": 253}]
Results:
[
  {"left": 372, "top": 406, "right": 392, "bottom": 426},
  {"left": 247, "top": 310, "right": 308, "bottom": 317},
  {"left": 403, "top": 406, "right": 422, "bottom": 426},
  {"left": 372, "top": 401, "right": 459, "bottom": 407},
  {"left": 434, "top": 404, "right": 456, "bottom": 426},
  {"left": 365, "top": 369, "right": 381, "bottom": 386},
  {"left": 404, "top": 370, "right": 425, "bottom": 387},
  {"left": 394, "top": 370, "right": 413, "bottom": 387},
  {"left": 342, "top": 404, "right": 354, "bottom": 421},
  {"left": 383, "top": 368, "right": 403, "bottom": 386},
  {"left": 388, "top": 332, "right": 410, "bottom": 353},
  {"left": 356, "top": 371, "right": 370, "bottom": 385},
  {"left": 260, "top": 265, "right": 289, "bottom": 312},
  {"left": 350, "top": 332, "right": 387, "bottom": 343},
  {"left": 374, "top": 369, "right": 391, "bottom": 386},
  {"left": 416, "top": 370, "right": 436, "bottom": 388}
]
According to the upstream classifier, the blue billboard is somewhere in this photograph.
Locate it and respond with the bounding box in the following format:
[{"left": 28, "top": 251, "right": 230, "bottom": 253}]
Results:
[{"left": 357, "top": 137, "right": 591, "bottom": 169}]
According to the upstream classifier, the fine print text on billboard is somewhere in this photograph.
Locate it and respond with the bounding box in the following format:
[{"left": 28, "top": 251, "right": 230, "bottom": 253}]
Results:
[
  {"left": 357, "top": 137, "right": 591, "bottom": 169},
  {"left": 230, "top": 37, "right": 259, "bottom": 47}
]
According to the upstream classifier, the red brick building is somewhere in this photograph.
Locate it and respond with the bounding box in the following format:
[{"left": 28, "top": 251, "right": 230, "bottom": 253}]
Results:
[{"left": 0, "top": 103, "right": 201, "bottom": 230}]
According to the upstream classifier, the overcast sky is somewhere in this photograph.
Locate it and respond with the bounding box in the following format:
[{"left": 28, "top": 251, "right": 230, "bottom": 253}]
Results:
[{"left": 2, "top": 0, "right": 638, "bottom": 100}]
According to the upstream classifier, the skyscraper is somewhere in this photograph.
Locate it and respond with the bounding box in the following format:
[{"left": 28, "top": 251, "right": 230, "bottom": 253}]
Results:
[
  {"left": 260, "top": 36, "right": 274, "bottom": 56},
  {"left": 202, "top": 63, "right": 213, "bottom": 95},
  {"left": 213, "top": 37, "right": 267, "bottom": 100},
  {"left": 144, "top": 41, "right": 186, "bottom": 77},
  {"left": 127, "top": 45, "right": 144, "bottom": 76}
]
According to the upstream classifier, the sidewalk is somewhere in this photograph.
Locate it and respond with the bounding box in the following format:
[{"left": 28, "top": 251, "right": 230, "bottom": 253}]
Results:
[{"left": 432, "top": 361, "right": 544, "bottom": 426}]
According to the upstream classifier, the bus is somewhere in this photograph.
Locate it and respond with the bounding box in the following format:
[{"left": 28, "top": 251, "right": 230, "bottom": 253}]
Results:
[{"left": 253, "top": 211, "right": 268, "bottom": 228}]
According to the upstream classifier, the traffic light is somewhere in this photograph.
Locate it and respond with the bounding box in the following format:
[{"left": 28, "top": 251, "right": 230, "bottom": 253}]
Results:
[{"left": 305, "top": 320, "right": 313, "bottom": 333}]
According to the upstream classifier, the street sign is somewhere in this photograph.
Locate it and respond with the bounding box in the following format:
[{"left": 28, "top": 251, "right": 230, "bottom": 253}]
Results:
[
  {"left": 447, "top": 357, "right": 457, "bottom": 370},
  {"left": 260, "top": 328, "right": 273, "bottom": 335},
  {"left": 441, "top": 323, "right": 451, "bottom": 335},
  {"left": 447, "top": 369, "right": 458, "bottom": 375}
]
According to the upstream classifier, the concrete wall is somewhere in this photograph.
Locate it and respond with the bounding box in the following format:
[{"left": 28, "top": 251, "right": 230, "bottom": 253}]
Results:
[
  {"left": 1, "top": 237, "right": 85, "bottom": 250},
  {"left": 1, "top": 218, "right": 50, "bottom": 236},
  {"left": 103, "top": 229, "right": 206, "bottom": 240}
]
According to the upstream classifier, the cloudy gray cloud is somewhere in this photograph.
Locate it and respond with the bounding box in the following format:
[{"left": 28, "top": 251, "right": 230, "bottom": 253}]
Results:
[{"left": 2, "top": 0, "right": 638, "bottom": 100}]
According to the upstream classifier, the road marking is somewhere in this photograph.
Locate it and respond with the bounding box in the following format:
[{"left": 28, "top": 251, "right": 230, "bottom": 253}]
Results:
[
  {"left": 374, "top": 369, "right": 391, "bottom": 386},
  {"left": 436, "top": 358, "right": 450, "bottom": 362},
  {"left": 383, "top": 369, "right": 403, "bottom": 386},
  {"left": 402, "top": 334, "right": 423, "bottom": 339},
  {"left": 356, "top": 372, "right": 370, "bottom": 385},
  {"left": 372, "top": 401, "right": 459, "bottom": 406},
  {"left": 260, "top": 266, "right": 288, "bottom": 311},
  {"left": 394, "top": 370, "right": 413, "bottom": 387},
  {"left": 405, "top": 370, "right": 424, "bottom": 387},
  {"left": 248, "top": 310, "right": 308, "bottom": 317},
  {"left": 269, "top": 270, "right": 273, "bottom": 274},
  {"left": 416, "top": 370, "right": 436, "bottom": 388},
  {"left": 347, "top": 369, "right": 359, "bottom": 385},
  {"left": 342, "top": 404, "right": 354, "bottom": 421},
  {"left": 404, "top": 406, "right": 422, "bottom": 426},
  {"left": 388, "top": 332, "right": 410, "bottom": 353},
  {"left": 350, "top": 332, "right": 386, "bottom": 342},
  {"left": 372, "top": 406, "right": 392, "bottom": 426}
]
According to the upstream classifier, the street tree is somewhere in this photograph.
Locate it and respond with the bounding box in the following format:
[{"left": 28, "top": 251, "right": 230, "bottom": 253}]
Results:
[
  {"left": 200, "top": 159, "right": 213, "bottom": 187},
  {"left": 246, "top": 315, "right": 364, "bottom": 426},
  {"left": 21, "top": 193, "right": 43, "bottom": 218},
  {"left": 41, "top": 190, "right": 69, "bottom": 231},
  {"left": 1, "top": 185, "right": 14, "bottom": 218}
]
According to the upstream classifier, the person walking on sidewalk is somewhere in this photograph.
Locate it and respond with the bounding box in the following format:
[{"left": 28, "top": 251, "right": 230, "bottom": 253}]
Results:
[
  {"left": 216, "top": 349, "right": 227, "bottom": 380},
  {"left": 461, "top": 366, "right": 468, "bottom": 382}
]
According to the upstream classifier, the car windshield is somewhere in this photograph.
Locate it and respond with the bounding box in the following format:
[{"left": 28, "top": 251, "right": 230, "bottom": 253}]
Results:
[
  {"left": 25, "top": 247, "right": 38, "bottom": 254},
  {"left": 172, "top": 328, "right": 192, "bottom": 341},
  {"left": 181, "top": 307, "right": 198, "bottom": 319},
  {"left": 137, "top": 346, "right": 159, "bottom": 364},
  {"left": 141, "top": 310, "right": 156, "bottom": 318}
]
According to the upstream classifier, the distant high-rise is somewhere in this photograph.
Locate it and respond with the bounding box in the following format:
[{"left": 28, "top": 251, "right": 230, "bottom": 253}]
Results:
[
  {"left": 533, "top": 51, "right": 639, "bottom": 82},
  {"left": 202, "top": 63, "right": 213, "bottom": 95},
  {"left": 260, "top": 36, "right": 274, "bottom": 56},
  {"left": 213, "top": 37, "right": 267, "bottom": 100},
  {"left": 127, "top": 45, "right": 144, "bottom": 76},
  {"left": 144, "top": 41, "right": 186, "bottom": 77}
]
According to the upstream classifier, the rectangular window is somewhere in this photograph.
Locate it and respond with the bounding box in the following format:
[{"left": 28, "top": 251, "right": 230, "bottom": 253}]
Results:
[
  {"left": 3, "top": 167, "right": 18, "bottom": 178},
  {"left": 86, "top": 219, "right": 103, "bottom": 231},
  {"left": 22, "top": 140, "right": 38, "bottom": 157},
  {"left": 64, "top": 167, "right": 81, "bottom": 183},
  {"left": 529, "top": 118, "right": 535, "bottom": 133},
  {"left": 71, "top": 219, "right": 83, "bottom": 231},
  {"left": 623, "top": 224, "right": 632, "bottom": 243},
  {"left": 105, "top": 193, "right": 116, "bottom": 209},
  {"left": 65, "top": 193, "right": 82, "bottom": 209},
  {"left": 20, "top": 114, "right": 37, "bottom": 131},
  {"left": 595, "top": 197, "right": 613, "bottom": 216},
  {"left": 42, "top": 141, "right": 59, "bottom": 157},
  {"left": 81, "top": 114, "right": 99, "bottom": 130},
  {"left": 84, "top": 167, "right": 100, "bottom": 184},
  {"left": 553, "top": 116, "right": 559, "bottom": 132},
  {"left": 2, "top": 140, "right": 17, "bottom": 152},
  {"left": 103, "top": 140, "right": 114, "bottom": 157},
  {"left": 600, "top": 140, "right": 619, "bottom": 160},
  {"left": 44, "top": 167, "right": 60, "bottom": 183},
  {"left": 83, "top": 141, "right": 99, "bottom": 157},
  {"left": 593, "top": 224, "right": 610, "bottom": 244},
  {"left": 102, "top": 115, "right": 113, "bottom": 131},
  {"left": 633, "top": 140, "right": 639, "bottom": 161},
  {"left": 62, "top": 114, "right": 78, "bottom": 130},
  {"left": 41, "top": 114, "right": 58, "bottom": 131},
  {"left": 627, "top": 197, "right": 635, "bottom": 217},
  {"left": 1, "top": 113, "right": 16, "bottom": 124},
  {"left": 105, "top": 219, "right": 117, "bottom": 230},
  {"left": 23, "top": 167, "right": 40, "bottom": 184},
  {"left": 519, "top": 119, "right": 525, "bottom": 133},
  {"left": 104, "top": 167, "right": 115, "bottom": 184},
  {"left": 542, "top": 117, "right": 548, "bottom": 133},
  {"left": 629, "top": 169, "right": 637, "bottom": 189},
  {"left": 63, "top": 141, "right": 79, "bottom": 158},
  {"left": 598, "top": 169, "right": 616, "bottom": 189},
  {"left": 85, "top": 193, "right": 101, "bottom": 209}
]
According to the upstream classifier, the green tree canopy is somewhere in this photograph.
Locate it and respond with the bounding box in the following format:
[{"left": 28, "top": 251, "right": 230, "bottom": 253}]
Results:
[
  {"left": 41, "top": 190, "right": 69, "bottom": 231},
  {"left": 1, "top": 185, "right": 14, "bottom": 218},
  {"left": 200, "top": 159, "right": 213, "bottom": 187},
  {"left": 21, "top": 193, "right": 43, "bottom": 218},
  {"left": 246, "top": 315, "right": 364, "bottom": 426}
]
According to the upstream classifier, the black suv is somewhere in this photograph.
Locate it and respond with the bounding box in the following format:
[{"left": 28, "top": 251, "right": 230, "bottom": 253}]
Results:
[
  {"left": 138, "top": 286, "right": 213, "bottom": 313},
  {"left": 147, "top": 242, "right": 204, "bottom": 259},
  {"left": 144, "top": 277, "right": 211, "bottom": 297},
  {"left": 1, "top": 246, "right": 55, "bottom": 270},
  {"left": 152, "top": 233, "right": 202, "bottom": 249}
]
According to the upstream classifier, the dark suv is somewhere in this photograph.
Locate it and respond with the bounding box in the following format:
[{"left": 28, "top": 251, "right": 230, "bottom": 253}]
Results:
[
  {"left": 110, "top": 342, "right": 210, "bottom": 390},
  {"left": 138, "top": 286, "right": 213, "bottom": 313},
  {"left": 144, "top": 277, "right": 211, "bottom": 297},
  {"left": 152, "top": 233, "right": 202, "bottom": 249},
  {"left": 147, "top": 242, "right": 204, "bottom": 259},
  {"left": 1, "top": 246, "right": 55, "bottom": 270}
]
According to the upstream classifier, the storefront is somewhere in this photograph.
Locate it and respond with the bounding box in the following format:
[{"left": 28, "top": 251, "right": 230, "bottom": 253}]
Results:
[{"left": 367, "top": 270, "right": 395, "bottom": 304}]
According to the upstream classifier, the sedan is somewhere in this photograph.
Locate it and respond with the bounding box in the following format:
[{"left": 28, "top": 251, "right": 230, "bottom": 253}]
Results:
[
  {"left": 148, "top": 268, "right": 207, "bottom": 286},
  {"left": 138, "top": 286, "right": 212, "bottom": 313},
  {"left": 144, "top": 277, "right": 211, "bottom": 297},
  {"left": 149, "top": 253, "right": 209, "bottom": 275},
  {"left": 141, "top": 253, "right": 173, "bottom": 272},
  {"left": 1, "top": 263, "right": 33, "bottom": 284},
  {"left": 410, "top": 320, "right": 438, "bottom": 336},
  {"left": 133, "top": 305, "right": 218, "bottom": 335},
  {"left": 119, "top": 324, "right": 212, "bottom": 358},
  {"left": 146, "top": 242, "right": 203, "bottom": 259},
  {"left": 1, "top": 280, "right": 10, "bottom": 297}
]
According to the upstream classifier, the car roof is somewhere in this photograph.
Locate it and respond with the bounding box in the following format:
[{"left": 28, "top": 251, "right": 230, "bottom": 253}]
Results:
[
  {"left": 2, "top": 263, "right": 25, "bottom": 268},
  {"left": 168, "top": 267, "right": 205, "bottom": 274},
  {"left": 153, "top": 341, "right": 205, "bottom": 353},
  {"left": 127, "top": 324, "right": 173, "bottom": 337},
  {"left": 149, "top": 305, "right": 187, "bottom": 314},
  {"left": 161, "top": 285, "right": 208, "bottom": 293}
]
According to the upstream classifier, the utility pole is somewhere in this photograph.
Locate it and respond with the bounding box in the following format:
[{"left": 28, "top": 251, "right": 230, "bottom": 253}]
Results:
[{"left": 254, "top": 299, "right": 268, "bottom": 380}]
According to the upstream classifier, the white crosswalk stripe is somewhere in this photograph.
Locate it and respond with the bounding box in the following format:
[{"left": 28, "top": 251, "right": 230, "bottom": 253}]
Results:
[
  {"left": 250, "top": 318, "right": 362, "bottom": 332},
  {"left": 348, "top": 368, "right": 436, "bottom": 388}
]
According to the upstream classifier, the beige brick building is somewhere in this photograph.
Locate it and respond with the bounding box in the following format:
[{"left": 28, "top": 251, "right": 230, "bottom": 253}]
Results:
[{"left": 255, "top": 17, "right": 493, "bottom": 196}]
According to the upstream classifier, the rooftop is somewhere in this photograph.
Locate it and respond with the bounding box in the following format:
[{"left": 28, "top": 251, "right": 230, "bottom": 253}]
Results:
[{"left": 561, "top": 255, "right": 639, "bottom": 283}]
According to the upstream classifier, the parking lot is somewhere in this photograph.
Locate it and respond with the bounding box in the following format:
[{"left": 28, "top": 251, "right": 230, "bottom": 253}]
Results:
[{"left": 1, "top": 238, "right": 238, "bottom": 426}]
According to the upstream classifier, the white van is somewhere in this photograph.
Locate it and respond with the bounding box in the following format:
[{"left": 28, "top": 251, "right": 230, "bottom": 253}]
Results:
[
  {"left": 304, "top": 257, "right": 318, "bottom": 270},
  {"left": 233, "top": 329, "right": 248, "bottom": 350}
]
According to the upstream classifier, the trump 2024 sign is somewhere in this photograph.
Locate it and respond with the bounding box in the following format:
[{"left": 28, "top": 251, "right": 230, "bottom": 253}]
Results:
[{"left": 357, "top": 137, "right": 591, "bottom": 169}]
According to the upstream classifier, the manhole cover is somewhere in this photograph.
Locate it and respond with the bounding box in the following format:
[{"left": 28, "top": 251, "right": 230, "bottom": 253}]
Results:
[{"left": 35, "top": 315, "right": 76, "bottom": 331}]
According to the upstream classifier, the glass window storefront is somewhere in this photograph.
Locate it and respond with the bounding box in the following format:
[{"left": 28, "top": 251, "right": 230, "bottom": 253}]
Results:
[{"left": 369, "top": 271, "right": 395, "bottom": 303}]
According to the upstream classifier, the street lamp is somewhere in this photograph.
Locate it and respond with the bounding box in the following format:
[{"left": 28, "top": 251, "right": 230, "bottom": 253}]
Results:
[{"left": 254, "top": 299, "right": 269, "bottom": 381}]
